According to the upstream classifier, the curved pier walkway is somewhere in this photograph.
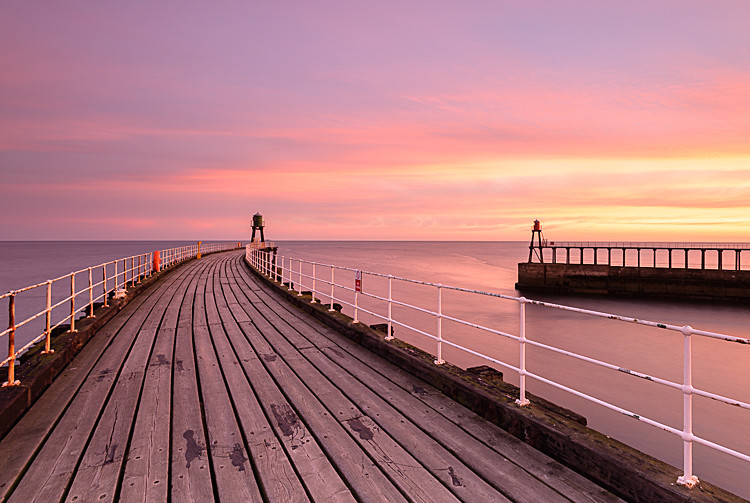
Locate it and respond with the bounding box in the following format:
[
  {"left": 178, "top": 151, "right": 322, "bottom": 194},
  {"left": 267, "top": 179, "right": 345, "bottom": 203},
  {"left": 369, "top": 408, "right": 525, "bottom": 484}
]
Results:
[{"left": 0, "top": 251, "right": 620, "bottom": 502}]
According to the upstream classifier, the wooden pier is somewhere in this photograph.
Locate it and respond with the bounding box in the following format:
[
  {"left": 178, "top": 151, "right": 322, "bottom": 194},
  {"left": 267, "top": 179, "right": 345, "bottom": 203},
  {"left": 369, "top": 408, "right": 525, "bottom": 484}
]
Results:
[{"left": 0, "top": 250, "right": 621, "bottom": 503}]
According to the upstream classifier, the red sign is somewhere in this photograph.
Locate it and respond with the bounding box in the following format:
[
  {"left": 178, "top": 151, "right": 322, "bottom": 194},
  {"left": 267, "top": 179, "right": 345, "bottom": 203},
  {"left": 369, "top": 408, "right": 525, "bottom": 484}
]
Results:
[{"left": 355, "top": 270, "right": 362, "bottom": 292}]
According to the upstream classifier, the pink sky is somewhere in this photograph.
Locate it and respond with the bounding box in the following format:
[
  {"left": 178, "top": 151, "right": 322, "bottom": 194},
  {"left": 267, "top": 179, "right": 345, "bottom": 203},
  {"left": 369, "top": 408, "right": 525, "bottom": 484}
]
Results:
[{"left": 2, "top": 1, "right": 750, "bottom": 241}]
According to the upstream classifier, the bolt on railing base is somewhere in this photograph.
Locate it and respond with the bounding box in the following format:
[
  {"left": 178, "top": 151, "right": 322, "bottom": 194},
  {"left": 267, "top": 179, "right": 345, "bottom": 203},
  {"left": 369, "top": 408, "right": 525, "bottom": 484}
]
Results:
[
  {"left": 2, "top": 380, "right": 20, "bottom": 387},
  {"left": 434, "top": 358, "right": 446, "bottom": 365},
  {"left": 41, "top": 349, "right": 55, "bottom": 355},
  {"left": 677, "top": 475, "right": 699, "bottom": 488},
  {"left": 515, "top": 398, "right": 530, "bottom": 407}
]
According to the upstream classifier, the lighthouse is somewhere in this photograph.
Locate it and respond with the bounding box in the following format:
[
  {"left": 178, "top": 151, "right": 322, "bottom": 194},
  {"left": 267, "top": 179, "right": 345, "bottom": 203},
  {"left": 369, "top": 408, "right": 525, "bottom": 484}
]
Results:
[
  {"left": 251, "top": 212, "right": 265, "bottom": 244},
  {"left": 528, "top": 219, "right": 545, "bottom": 263}
]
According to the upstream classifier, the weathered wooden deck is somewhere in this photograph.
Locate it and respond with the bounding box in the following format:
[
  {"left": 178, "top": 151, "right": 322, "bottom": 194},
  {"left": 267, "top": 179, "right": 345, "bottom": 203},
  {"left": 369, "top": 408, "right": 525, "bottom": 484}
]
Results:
[{"left": 0, "top": 251, "right": 621, "bottom": 502}]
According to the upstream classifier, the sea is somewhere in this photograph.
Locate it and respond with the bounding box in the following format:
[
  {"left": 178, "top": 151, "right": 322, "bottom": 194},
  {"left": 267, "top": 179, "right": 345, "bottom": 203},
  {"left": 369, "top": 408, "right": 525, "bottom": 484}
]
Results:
[{"left": 1, "top": 240, "right": 749, "bottom": 498}]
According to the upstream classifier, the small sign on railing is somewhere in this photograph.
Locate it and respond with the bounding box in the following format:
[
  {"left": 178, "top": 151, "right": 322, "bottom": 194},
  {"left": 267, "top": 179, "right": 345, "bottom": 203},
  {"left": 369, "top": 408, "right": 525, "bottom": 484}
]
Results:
[{"left": 355, "top": 270, "right": 362, "bottom": 292}]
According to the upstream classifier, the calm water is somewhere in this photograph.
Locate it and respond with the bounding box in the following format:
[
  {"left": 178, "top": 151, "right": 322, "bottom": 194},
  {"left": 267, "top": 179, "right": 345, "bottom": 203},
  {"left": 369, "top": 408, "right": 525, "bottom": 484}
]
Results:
[{"left": 2, "top": 240, "right": 749, "bottom": 498}]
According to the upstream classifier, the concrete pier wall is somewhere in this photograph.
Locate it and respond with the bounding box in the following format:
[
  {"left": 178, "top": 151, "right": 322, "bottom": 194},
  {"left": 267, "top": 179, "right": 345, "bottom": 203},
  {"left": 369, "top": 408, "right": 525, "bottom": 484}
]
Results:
[{"left": 517, "top": 262, "right": 750, "bottom": 301}]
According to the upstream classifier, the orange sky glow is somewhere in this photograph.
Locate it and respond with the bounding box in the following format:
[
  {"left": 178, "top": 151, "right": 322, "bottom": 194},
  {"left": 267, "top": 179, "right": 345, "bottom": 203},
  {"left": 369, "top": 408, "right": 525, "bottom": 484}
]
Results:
[{"left": 2, "top": 2, "right": 750, "bottom": 241}]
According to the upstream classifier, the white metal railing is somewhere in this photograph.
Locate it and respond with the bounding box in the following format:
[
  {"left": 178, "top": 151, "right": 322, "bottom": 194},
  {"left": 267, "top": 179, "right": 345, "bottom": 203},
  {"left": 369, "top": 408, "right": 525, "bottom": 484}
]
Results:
[
  {"left": 547, "top": 241, "right": 750, "bottom": 250},
  {"left": 532, "top": 240, "right": 750, "bottom": 270},
  {"left": 247, "top": 246, "right": 750, "bottom": 489},
  {"left": 1, "top": 241, "right": 243, "bottom": 386},
  {"left": 247, "top": 241, "right": 275, "bottom": 250}
]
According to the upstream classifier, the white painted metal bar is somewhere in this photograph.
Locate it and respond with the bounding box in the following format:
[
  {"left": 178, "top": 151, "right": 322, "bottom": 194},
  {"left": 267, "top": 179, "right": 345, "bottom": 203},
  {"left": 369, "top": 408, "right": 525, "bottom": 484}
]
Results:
[
  {"left": 88, "top": 267, "right": 94, "bottom": 318},
  {"left": 2, "top": 294, "right": 18, "bottom": 386},
  {"left": 386, "top": 275, "right": 394, "bottom": 341},
  {"left": 678, "top": 326, "right": 699, "bottom": 488},
  {"left": 102, "top": 265, "right": 108, "bottom": 307},
  {"left": 311, "top": 262, "right": 316, "bottom": 303},
  {"left": 329, "top": 265, "right": 335, "bottom": 311},
  {"left": 43, "top": 281, "right": 53, "bottom": 354},
  {"left": 69, "top": 273, "right": 76, "bottom": 333},
  {"left": 435, "top": 285, "right": 444, "bottom": 364},
  {"left": 298, "top": 259, "right": 303, "bottom": 296},
  {"left": 516, "top": 298, "right": 529, "bottom": 406}
]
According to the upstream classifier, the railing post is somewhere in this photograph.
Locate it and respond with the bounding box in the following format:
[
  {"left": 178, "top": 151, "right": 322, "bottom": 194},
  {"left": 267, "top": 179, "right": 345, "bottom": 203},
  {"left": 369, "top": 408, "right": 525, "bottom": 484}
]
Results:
[
  {"left": 43, "top": 280, "right": 54, "bottom": 354},
  {"left": 298, "top": 259, "right": 303, "bottom": 296},
  {"left": 434, "top": 285, "right": 445, "bottom": 365},
  {"left": 311, "top": 262, "right": 316, "bottom": 303},
  {"left": 385, "top": 275, "right": 394, "bottom": 341},
  {"left": 274, "top": 252, "right": 279, "bottom": 282},
  {"left": 3, "top": 294, "right": 19, "bottom": 387},
  {"left": 70, "top": 273, "right": 77, "bottom": 333},
  {"left": 131, "top": 257, "right": 136, "bottom": 287},
  {"left": 677, "top": 325, "right": 700, "bottom": 488},
  {"left": 103, "top": 265, "right": 108, "bottom": 307},
  {"left": 88, "top": 267, "right": 95, "bottom": 317},
  {"left": 329, "top": 265, "right": 335, "bottom": 312},
  {"left": 137, "top": 255, "right": 142, "bottom": 283},
  {"left": 354, "top": 273, "right": 359, "bottom": 323},
  {"left": 516, "top": 297, "right": 530, "bottom": 406}
]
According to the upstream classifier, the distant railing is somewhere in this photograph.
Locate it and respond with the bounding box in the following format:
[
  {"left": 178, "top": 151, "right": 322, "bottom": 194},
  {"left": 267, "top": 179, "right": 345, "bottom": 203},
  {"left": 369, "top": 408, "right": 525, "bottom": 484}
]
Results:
[
  {"left": 531, "top": 241, "right": 750, "bottom": 269},
  {"left": 1, "top": 241, "right": 243, "bottom": 387},
  {"left": 247, "top": 246, "right": 750, "bottom": 489},
  {"left": 246, "top": 241, "right": 275, "bottom": 250}
]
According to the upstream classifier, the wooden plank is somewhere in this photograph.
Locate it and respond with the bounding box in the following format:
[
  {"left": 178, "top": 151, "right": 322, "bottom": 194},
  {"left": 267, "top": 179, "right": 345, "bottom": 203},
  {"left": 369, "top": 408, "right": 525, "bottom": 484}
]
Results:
[
  {"left": 6, "top": 262, "right": 196, "bottom": 503},
  {"left": 205, "top": 259, "right": 311, "bottom": 502},
  {"left": 239, "top": 257, "right": 622, "bottom": 502},
  {"left": 118, "top": 261, "right": 208, "bottom": 502},
  {"left": 192, "top": 262, "right": 263, "bottom": 502},
  {"left": 170, "top": 262, "right": 215, "bottom": 502},
  {"left": 0, "top": 269, "right": 177, "bottom": 501},
  {"left": 65, "top": 261, "right": 200, "bottom": 502},
  {"left": 242, "top": 307, "right": 509, "bottom": 502},
  {"left": 317, "top": 338, "right": 623, "bottom": 503},
  {"left": 223, "top": 264, "right": 455, "bottom": 501},
  {"left": 232, "top": 317, "right": 408, "bottom": 502},
  {"left": 215, "top": 259, "right": 355, "bottom": 502},
  {"left": 228, "top": 264, "right": 509, "bottom": 502}
]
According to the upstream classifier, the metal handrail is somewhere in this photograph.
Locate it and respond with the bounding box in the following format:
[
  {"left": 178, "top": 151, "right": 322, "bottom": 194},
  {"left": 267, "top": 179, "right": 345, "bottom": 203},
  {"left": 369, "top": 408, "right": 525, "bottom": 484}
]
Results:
[
  {"left": 247, "top": 246, "right": 750, "bottom": 489},
  {"left": 2, "top": 242, "right": 243, "bottom": 386},
  {"left": 547, "top": 241, "right": 750, "bottom": 250}
]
